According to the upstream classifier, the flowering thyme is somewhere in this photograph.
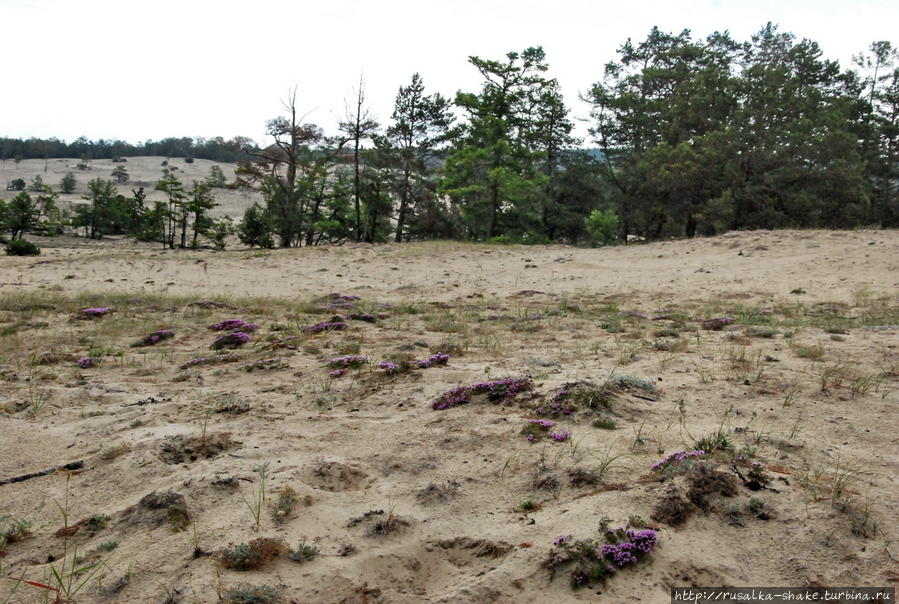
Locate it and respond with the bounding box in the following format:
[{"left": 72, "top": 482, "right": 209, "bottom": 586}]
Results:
[
  {"left": 549, "top": 429, "right": 572, "bottom": 442},
  {"left": 303, "top": 321, "right": 348, "bottom": 334},
  {"left": 211, "top": 331, "right": 251, "bottom": 350},
  {"left": 545, "top": 527, "right": 658, "bottom": 589},
  {"left": 325, "top": 355, "right": 369, "bottom": 369},
  {"left": 348, "top": 313, "right": 377, "bottom": 323},
  {"left": 432, "top": 376, "right": 533, "bottom": 410},
  {"left": 79, "top": 307, "right": 110, "bottom": 319},
  {"left": 377, "top": 361, "right": 399, "bottom": 375},
  {"left": 131, "top": 329, "right": 175, "bottom": 347},
  {"left": 651, "top": 450, "right": 705, "bottom": 471}
]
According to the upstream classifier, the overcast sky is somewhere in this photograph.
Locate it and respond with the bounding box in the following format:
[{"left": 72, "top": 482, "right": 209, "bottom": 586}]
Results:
[{"left": 2, "top": 0, "right": 897, "bottom": 145}]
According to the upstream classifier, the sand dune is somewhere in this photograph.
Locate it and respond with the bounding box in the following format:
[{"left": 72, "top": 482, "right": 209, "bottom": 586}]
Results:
[{"left": 0, "top": 229, "right": 896, "bottom": 603}]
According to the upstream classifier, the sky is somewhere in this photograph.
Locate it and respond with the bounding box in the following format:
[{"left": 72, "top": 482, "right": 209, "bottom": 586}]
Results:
[{"left": 1, "top": 0, "right": 897, "bottom": 146}]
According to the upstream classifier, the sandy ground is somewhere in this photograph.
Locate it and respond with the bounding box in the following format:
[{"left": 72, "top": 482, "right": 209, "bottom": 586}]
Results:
[
  {"left": 0, "top": 229, "right": 897, "bottom": 603},
  {"left": 1, "top": 157, "right": 257, "bottom": 219}
]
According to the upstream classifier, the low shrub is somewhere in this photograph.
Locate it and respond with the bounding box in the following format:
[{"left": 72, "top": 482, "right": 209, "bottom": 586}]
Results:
[{"left": 5, "top": 238, "right": 40, "bottom": 256}]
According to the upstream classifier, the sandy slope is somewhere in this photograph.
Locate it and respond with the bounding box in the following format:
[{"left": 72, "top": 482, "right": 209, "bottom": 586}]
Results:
[{"left": 0, "top": 229, "right": 897, "bottom": 603}]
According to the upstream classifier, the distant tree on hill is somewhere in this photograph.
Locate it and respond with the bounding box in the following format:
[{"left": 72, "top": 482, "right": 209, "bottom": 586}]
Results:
[
  {"left": 72, "top": 178, "right": 117, "bottom": 239},
  {"left": 155, "top": 170, "right": 186, "bottom": 248},
  {"left": 60, "top": 172, "right": 77, "bottom": 194},
  {"left": 4, "top": 191, "right": 40, "bottom": 239},
  {"left": 186, "top": 181, "right": 218, "bottom": 248},
  {"left": 111, "top": 165, "right": 129, "bottom": 183},
  {"left": 206, "top": 165, "right": 227, "bottom": 188}
]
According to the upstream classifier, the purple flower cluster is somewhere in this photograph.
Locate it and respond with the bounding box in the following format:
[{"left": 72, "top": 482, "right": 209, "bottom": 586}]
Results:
[
  {"left": 326, "top": 355, "right": 369, "bottom": 369},
  {"left": 535, "top": 386, "right": 577, "bottom": 417},
  {"left": 77, "top": 357, "right": 96, "bottom": 369},
  {"left": 209, "top": 319, "right": 258, "bottom": 332},
  {"left": 552, "top": 535, "right": 569, "bottom": 546},
  {"left": 530, "top": 419, "right": 555, "bottom": 428},
  {"left": 432, "top": 376, "right": 533, "bottom": 410},
  {"left": 651, "top": 450, "right": 705, "bottom": 471},
  {"left": 80, "top": 307, "right": 110, "bottom": 319},
  {"left": 329, "top": 369, "right": 346, "bottom": 378},
  {"left": 348, "top": 313, "right": 377, "bottom": 323},
  {"left": 303, "top": 321, "right": 348, "bottom": 334},
  {"left": 211, "top": 331, "right": 251, "bottom": 350},
  {"left": 132, "top": 329, "right": 175, "bottom": 347},
  {"left": 701, "top": 316, "right": 735, "bottom": 330},
  {"left": 536, "top": 400, "right": 575, "bottom": 417},
  {"left": 549, "top": 429, "right": 572, "bottom": 442},
  {"left": 413, "top": 352, "right": 450, "bottom": 368},
  {"left": 328, "top": 293, "right": 360, "bottom": 302},
  {"left": 377, "top": 360, "right": 399, "bottom": 375},
  {"left": 322, "top": 293, "right": 361, "bottom": 310},
  {"left": 601, "top": 529, "right": 657, "bottom": 568},
  {"left": 179, "top": 353, "right": 240, "bottom": 369}
]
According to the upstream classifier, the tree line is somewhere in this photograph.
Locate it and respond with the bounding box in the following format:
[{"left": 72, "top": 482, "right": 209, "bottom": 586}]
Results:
[
  {"left": 0, "top": 136, "right": 255, "bottom": 164},
  {"left": 3, "top": 24, "right": 898, "bottom": 250}
]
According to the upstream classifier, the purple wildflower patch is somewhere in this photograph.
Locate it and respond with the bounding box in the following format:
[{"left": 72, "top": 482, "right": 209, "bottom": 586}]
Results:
[
  {"left": 209, "top": 318, "right": 258, "bottom": 332},
  {"left": 79, "top": 307, "right": 111, "bottom": 319},
  {"left": 77, "top": 357, "right": 96, "bottom": 369},
  {"left": 377, "top": 360, "right": 399, "bottom": 375},
  {"left": 432, "top": 376, "right": 533, "bottom": 410},
  {"left": 534, "top": 385, "right": 578, "bottom": 417},
  {"left": 211, "top": 331, "right": 251, "bottom": 350},
  {"left": 303, "top": 321, "right": 348, "bottom": 334},
  {"left": 701, "top": 316, "right": 735, "bottom": 330},
  {"left": 131, "top": 329, "right": 175, "bottom": 347},
  {"left": 651, "top": 450, "right": 705, "bottom": 471},
  {"left": 348, "top": 313, "right": 378, "bottom": 323},
  {"left": 329, "top": 369, "right": 346, "bottom": 378},
  {"left": 545, "top": 526, "right": 658, "bottom": 589},
  {"left": 413, "top": 352, "right": 450, "bottom": 369},
  {"left": 549, "top": 429, "right": 572, "bottom": 442},
  {"left": 326, "top": 355, "right": 369, "bottom": 369},
  {"left": 521, "top": 418, "right": 558, "bottom": 441}
]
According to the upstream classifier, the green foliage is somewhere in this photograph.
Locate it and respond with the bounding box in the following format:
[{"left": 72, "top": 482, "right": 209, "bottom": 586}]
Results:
[
  {"left": 71, "top": 178, "right": 120, "bottom": 239},
  {"left": 209, "top": 216, "right": 234, "bottom": 250},
  {"left": 111, "top": 164, "right": 129, "bottom": 183},
  {"left": 238, "top": 203, "right": 274, "bottom": 249},
  {"left": 225, "top": 584, "right": 280, "bottom": 604},
  {"left": 5, "top": 238, "right": 40, "bottom": 256},
  {"left": 440, "top": 46, "right": 568, "bottom": 241},
  {"left": 585, "top": 208, "right": 619, "bottom": 246},
  {"left": 587, "top": 24, "right": 881, "bottom": 237},
  {"left": 376, "top": 73, "right": 454, "bottom": 241},
  {"left": 206, "top": 164, "right": 227, "bottom": 188},
  {"left": 216, "top": 537, "right": 287, "bottom": 571},
  {"left": 0, "top": 518, "right": 32, "bottom": 553},
  {"left": 3, "top": 191, "right": 40, "bottom": 239},
  {"left": 186, "top": 181, "right": 218, "bottom": 248},
  {"left": 60, "top": 171, "right": 77, "bottom": 194}
]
